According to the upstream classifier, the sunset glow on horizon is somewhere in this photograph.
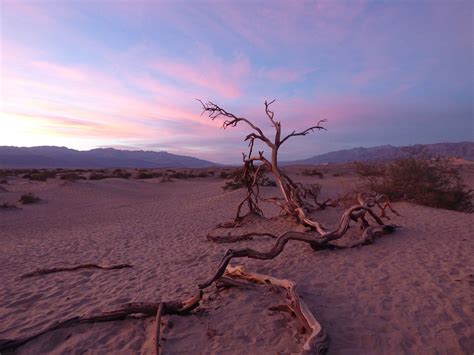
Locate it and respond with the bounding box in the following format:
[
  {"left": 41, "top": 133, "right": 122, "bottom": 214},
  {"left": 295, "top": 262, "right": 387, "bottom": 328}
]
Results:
[{"left": 1, "top": 0, "right": 472, "bottom": 163}]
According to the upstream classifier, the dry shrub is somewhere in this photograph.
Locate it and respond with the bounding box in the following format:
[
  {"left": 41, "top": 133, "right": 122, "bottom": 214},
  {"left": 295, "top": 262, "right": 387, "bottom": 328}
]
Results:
[
  {"left": 168, "top": 171, "right": 192, "bottom": 179},
  {"left": 19, "top": 193, "right": 41, "bottom": 204},
  {"left": 222, "top": 167, "right": 276, "bottom": 191},
  {"left": 2, "top": 169, "right": 29, "bottom": 177},
  {"left": 160, "top": 170, "right": 211, "bottom": 179},
  {"left": 89, "top": 173, "right": 115, "bottom": 180},
  {"left": 356, "top": 158, "right": 473, "bottom": 212},
  {"left": 23, "top": 170, "right": 56, "bottom": 181},
  {"left": 196, "top": 171, "right": 211, "bottom": 178},
  {"left": 137, "top": 171, "right": 154, "bottom": 179},
  {"left": 137, "top": 170, "right": 162, "bottom": 179},
  {"left": 89, "top": 169, "right": 131, "bottom": 180},
  {"left": 112, "top": 169, "right": 132, "bottom": 179},
  {"left": 60, "top": 173, "right": 86, "bottom": 182},
  {"left": 302, "top": 168, "right": 324, "bottom": 178},
  {"left": 219, "top": 169, "right": 237, "bottom": 179}
]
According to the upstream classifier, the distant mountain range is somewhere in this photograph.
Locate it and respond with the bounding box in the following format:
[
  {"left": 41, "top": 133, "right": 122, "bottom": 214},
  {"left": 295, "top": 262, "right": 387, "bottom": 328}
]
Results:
[
  {"left": 285, "top": 142, "right": 474, "bottom": 165},
  {"left": 0, "top": 146, "right": 216, "bottom": 168},
  {"left": 0, "top": 142, "right": 472, "bottom": 169}
]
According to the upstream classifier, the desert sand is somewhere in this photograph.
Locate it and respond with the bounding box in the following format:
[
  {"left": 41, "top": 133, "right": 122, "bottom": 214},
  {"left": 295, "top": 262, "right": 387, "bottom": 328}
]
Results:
[{"left": 0, "top": 166, "right": 473, "bottom": 354}]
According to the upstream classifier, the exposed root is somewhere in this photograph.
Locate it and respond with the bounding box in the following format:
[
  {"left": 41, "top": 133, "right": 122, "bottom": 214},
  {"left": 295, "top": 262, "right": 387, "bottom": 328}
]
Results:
[
  {"left": 20, "top": 263, "right": 133, "bottom": 278},
  {"left": 199, "top": 206, "right": 397, "bottom": 289},
  {"left": 224, "top": 265, "right": 329, "bottom": 354}
]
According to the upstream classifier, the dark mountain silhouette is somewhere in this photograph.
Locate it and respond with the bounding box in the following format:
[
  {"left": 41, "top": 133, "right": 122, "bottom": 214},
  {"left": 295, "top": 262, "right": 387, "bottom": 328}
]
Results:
[
  {"left": 0, "top": 146, "right": 216, "bottom": 168},
  {"left": 284, "top": 142, "right": 474, "bottom": 165},
  {"left": 1, "top": 142, "right": 472, "bottom": 168}
]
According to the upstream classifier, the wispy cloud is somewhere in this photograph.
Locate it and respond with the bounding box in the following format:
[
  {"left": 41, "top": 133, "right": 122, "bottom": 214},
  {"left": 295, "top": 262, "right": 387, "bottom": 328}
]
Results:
[{"left": 151, "top": 50, "right": 250, "bottom": 99}]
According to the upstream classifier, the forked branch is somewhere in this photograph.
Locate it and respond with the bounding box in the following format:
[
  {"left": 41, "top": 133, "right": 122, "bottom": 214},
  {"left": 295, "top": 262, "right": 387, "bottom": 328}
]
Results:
[{"left": 279, "top": 119, "right": 327, "bottom": 147}]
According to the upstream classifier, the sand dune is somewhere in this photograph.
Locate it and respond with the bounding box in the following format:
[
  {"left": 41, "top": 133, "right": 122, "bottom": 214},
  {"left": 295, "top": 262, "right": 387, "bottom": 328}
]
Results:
[{"left": 0, "top": 171, "right": 472, "bottom": 354}]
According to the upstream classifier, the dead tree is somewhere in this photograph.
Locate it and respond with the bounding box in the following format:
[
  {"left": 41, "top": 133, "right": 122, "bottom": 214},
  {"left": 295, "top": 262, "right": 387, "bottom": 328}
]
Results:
[
  {"left": 199, "top": 99, "right": 332, "bottom": 232},
  {"left": 199, "top": 100, "right": 399, "bottom": 243}
]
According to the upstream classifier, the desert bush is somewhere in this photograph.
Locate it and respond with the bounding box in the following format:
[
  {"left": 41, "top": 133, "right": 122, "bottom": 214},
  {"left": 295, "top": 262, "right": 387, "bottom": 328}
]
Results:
[
  {"left": 354, "top": 161, "right": 386, "bottom": 191},
  {"left": 356, "top": 157, "right": 473, "bottom": 212},
  {"left": 19, "top": 193, "right": 41, "bottom": 204},
  {"left": 302, "top": 168, "right": 324, "bottom": 178},
  {"left": 354, "top": 161, "right": 385, "bottom": 177},
  {"left": 164, "top": 170, "right": 211, "bottom": 179},
  {"left": 89, "top": 173, "right": 115, "bottom": 180},
  {"left": 222, "top": 168, "right": 276, "bottom": 191},
  {"left": 112, "top": 169, "right": 132, "bottom": 179},
  {"left": 137, "top": 171, "right": 162, "bottom": 179},
  {"left": 137, "top": 171, "right": 154, "bottom": 179},
  {"left": 219, "top": 169, "right": 237, "bottom": 179},
  {"left": 60, "top": 173, "right": 86, "bottom": 182},
  {"left": 168, "top": 171, "right": 191, "bottom": 179},
  {"left": 23, "top": 170, "right": 56, "bottom": 181}
]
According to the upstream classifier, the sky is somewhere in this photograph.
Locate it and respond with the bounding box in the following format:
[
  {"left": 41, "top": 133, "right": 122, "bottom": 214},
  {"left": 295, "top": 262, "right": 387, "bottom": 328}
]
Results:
[{"left": 0, "top": 0, "right": 472, "bottom": 164}]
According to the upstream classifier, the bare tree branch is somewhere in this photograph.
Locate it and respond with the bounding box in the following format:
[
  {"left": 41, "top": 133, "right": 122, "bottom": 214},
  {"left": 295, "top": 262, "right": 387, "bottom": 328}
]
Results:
[
  {"left": 279, "top": 119, "right": 327, "bottom": 147},
  {"left": 197, "top": 99, "right": 274, "bottom": 147}
]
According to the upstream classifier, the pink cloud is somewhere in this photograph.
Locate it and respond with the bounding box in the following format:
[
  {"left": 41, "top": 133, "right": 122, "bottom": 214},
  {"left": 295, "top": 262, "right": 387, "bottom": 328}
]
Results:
[
  {"left": 30, "top": 61, "right": 90, "bottom": 82},
  {"left": 2, "top": 48, "right": 222, "bottom": 146},
  {"left": 151, "top": 52, "right": 250, "bottom": 99},
  {"left": 1, "top": 110, "right": 153, "bottom": 139}
]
